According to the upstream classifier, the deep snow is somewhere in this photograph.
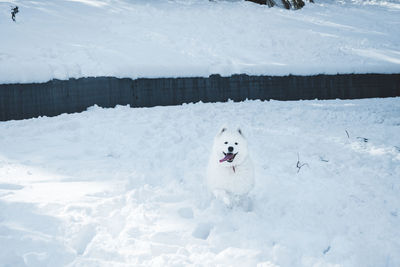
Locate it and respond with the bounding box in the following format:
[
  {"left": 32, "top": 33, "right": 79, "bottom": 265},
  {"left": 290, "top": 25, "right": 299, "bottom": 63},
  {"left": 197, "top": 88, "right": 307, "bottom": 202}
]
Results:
[
  {"left": 0, "top": 98, "right": 399, "bottom": 267},
  {"left": 1, "top": 1, "right": 400, "bottom": 266},
  {"left": 1, "top": 0, "right": 400, "bottom": 83}
]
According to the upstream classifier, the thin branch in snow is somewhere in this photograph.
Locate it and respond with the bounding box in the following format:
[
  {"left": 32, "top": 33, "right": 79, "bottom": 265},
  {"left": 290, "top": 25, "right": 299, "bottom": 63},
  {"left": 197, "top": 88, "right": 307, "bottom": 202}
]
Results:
[
  {"left": 319, "top": 156, "right": 329, "bottom": 162},
  {"left": 296, "top": 153, "right": 309, "bottom": 173},
  {"left": 345, "top": 130, "right": 350, "bottom": 139},
  {"left": 356, "top": 137, "right": 368, "bottom": 143},
  {"left": 11, "top": 6, "right": 18, "bottom": 22}
]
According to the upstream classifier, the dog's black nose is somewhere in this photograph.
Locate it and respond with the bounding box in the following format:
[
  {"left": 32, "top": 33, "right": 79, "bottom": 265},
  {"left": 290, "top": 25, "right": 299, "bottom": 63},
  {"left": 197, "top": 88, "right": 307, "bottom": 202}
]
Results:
[{"left": 228, "top": 146, "right": 234, "bottom": 152}]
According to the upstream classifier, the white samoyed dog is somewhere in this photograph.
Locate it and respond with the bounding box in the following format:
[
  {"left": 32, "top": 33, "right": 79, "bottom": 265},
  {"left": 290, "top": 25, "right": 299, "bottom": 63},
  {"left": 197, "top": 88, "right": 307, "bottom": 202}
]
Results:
[{"left": 206, "top": 126, "right": 254, "bottom": 208}]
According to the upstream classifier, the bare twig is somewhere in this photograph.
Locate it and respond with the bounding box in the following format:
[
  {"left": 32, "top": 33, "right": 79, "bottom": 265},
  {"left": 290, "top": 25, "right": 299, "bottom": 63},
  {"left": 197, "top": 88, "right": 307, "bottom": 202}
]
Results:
[
  {"left": 296, "top": 153, "right": 309, "bottom": 173},
  {"left": 319, "top": 156, "right": 329, "bottom": 162},
  {"left": 11, "top": 6, "right": 18, "bottom": 22},
  {"left": 345, "top": 130, "right": 350, "bottom": 139},
  {"left": 356, "top": 137, "right": 368, "bottom": 143}
]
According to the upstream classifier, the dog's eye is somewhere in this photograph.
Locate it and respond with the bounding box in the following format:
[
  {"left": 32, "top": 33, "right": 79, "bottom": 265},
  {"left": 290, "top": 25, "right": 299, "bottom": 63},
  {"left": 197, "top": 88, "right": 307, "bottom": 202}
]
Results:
[
  {"left": 224, "top": 141, "right": 228, "bottom": 144},
  {"left": 235, "top": 142, "right": 238, "bottom": 145}
]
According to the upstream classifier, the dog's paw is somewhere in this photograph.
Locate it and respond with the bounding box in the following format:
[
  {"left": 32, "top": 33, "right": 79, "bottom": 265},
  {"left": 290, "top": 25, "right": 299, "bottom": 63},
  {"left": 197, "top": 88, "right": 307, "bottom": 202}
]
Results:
[
  {"left": 213, "top": 189, "right": 233, "bottom": 208},
  {"left": 213, "top": 189, "right": 254, "bottom": 211}
]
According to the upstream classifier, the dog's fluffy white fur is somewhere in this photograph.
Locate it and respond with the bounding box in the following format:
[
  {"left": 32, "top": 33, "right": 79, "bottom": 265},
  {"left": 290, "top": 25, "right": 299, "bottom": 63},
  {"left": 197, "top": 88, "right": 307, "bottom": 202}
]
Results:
[{"left": 206, "top": 126, "right": 254, "bottom": 206}]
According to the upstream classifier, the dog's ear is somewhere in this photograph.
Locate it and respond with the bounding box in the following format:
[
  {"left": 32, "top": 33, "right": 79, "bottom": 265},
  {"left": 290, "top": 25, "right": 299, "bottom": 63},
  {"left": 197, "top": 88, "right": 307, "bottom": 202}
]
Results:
[
  {"left": 237, "top": 128, "right": 243, "bottom": 136},
  {"left": 217, "top": 126, "right": 227, "bottom": 136}
]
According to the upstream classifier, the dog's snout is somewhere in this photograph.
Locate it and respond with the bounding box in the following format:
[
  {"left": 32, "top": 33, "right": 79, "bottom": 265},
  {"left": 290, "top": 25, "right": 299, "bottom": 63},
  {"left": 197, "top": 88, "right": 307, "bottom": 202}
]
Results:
[{"left": 228, "top": 146, "right": 234, "bottom": 152}]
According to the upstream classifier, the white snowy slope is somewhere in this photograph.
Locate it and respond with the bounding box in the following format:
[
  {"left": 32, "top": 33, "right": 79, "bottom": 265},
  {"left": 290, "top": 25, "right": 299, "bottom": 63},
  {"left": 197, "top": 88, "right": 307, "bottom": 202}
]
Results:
[
  {"left": 0, "top": 0, "right": 400, "bottom": 83},
  {"left": 0, "top": 98, "right": 399, "bottom": 267}
]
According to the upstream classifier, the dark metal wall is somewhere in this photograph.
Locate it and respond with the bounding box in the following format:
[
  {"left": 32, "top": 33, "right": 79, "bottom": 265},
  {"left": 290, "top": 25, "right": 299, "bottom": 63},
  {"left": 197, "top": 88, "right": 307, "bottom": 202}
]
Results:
[{"left": 1, "top": 73, "right": 399, "bottom": 121}]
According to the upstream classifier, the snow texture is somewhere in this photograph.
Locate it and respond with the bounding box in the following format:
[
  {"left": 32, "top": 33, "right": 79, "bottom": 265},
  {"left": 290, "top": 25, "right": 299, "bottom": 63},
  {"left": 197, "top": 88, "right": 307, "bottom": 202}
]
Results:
[
  {"left": 0, "top": 0, "right": 400, "bottom": 83},
  {"left": 1, "top": 98, "right": 399, "bottom": 267}
]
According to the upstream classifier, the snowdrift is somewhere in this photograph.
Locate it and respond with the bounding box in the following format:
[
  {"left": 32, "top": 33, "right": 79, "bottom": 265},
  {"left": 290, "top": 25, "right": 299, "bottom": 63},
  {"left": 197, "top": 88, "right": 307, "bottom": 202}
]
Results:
[{"left": 1, "top": 99, "right": 400, "bottom": 266}]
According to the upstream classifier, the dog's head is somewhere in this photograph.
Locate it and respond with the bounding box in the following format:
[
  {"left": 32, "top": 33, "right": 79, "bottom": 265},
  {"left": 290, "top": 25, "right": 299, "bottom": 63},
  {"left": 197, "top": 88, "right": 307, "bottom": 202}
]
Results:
[{"left": 213, "top": 126, "right": 249, "bottom": 166}]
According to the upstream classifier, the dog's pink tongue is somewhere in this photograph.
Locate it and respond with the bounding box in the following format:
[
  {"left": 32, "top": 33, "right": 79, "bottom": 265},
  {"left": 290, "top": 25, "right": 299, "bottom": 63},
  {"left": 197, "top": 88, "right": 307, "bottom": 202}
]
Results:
[{"left": 219, "top": 154, "right": 234, "bottom": 163}]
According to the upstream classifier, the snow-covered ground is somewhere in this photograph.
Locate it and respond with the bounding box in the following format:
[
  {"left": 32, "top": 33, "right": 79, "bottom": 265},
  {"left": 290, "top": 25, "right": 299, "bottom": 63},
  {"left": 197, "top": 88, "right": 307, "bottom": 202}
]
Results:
[
  {"left": 1, "top": 0, "right": 400, "bottom": 266},
  {"left": 1, "top": 0, "right": 400, "bottom": 83},
  {"left": 0, "top": 98, "right": 399, "bottom": 267}
]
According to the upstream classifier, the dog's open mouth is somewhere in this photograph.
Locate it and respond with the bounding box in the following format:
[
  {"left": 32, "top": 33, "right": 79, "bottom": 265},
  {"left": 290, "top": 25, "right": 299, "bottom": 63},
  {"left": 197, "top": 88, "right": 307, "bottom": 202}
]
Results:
[{"left": 219, "top": 152, "right": 238, "bottom": 163}]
